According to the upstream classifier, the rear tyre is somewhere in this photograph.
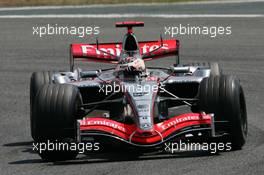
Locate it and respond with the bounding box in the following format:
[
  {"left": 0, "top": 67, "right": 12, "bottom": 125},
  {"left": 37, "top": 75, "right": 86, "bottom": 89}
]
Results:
[
  {"left": 32, "top": 84, "right": 82, "bottom": 161},
  {"left": 30, "top": 71, "right": 55, "bottom": 140},
  {"left": 198, "top": 75, "right": 247, "bottom": 150},
  {"left": 185, "top": 62, "right": 222, "bottom": 76}
]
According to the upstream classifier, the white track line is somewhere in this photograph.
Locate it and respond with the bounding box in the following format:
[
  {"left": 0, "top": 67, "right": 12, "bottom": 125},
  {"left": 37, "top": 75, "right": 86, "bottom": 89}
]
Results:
[
  {"left": 0, "top": 14, "right": 263, "bottom": 18},
  {"left": 0, "top": 0, "right": 263, "bottom": 11}
]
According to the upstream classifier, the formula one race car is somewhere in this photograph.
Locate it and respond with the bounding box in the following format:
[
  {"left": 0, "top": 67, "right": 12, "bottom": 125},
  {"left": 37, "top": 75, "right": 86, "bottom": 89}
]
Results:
[{"left": 30, "top": 21, "right": 247, "bottom": 161}]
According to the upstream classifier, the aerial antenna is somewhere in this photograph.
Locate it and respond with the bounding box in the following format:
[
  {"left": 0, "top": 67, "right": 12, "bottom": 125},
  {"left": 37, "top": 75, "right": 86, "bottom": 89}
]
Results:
[
  {"left": 160, "top": 33, "right": 163, "bottom": 46},
  {"left": 96, "top": 37, "right": 99, "bottom": 50},
  {"left": 95, "top": 37, "right": 119, "bottom": 59}
]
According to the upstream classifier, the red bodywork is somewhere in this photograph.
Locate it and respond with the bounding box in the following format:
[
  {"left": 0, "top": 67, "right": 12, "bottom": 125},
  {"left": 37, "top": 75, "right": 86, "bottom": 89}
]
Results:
[
  {"left": 71, "top": 40, "right": 179, "bottom": 64},
  {"left": 79, "top": 113, "right": 212, "bottom": 145}
]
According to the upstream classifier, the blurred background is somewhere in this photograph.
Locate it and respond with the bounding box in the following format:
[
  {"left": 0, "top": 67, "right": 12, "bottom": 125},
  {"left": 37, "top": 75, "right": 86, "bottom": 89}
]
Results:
[{"left": 0, "top": 0, "right": 207, "bottom": 7}]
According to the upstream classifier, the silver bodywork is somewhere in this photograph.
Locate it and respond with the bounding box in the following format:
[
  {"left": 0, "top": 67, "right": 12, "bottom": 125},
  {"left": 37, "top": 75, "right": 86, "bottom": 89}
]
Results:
[{"left": 52, "top": 65, "right": 211, "bottom": 133}]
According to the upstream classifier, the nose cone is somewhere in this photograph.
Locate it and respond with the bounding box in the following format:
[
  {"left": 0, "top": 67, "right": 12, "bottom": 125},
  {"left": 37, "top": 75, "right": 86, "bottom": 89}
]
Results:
[
  {"left": 136, "top": 127, "right": 155, "bottom": 135},
  {"left": 137, "top": 115, "right": 154, "bottom": 131},
  {"left": 122, "top": 81, "right": 158, "bottom": 133}
]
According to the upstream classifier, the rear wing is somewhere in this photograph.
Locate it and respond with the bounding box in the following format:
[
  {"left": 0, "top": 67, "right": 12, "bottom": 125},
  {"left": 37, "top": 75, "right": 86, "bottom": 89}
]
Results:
[{"left": 70, "top": 39, "right": 179, "bottom": 71}]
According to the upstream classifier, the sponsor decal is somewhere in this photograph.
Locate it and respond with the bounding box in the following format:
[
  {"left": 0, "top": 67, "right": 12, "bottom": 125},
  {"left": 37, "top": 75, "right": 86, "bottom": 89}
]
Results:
[
  {"left": 80, "top": 43, "right": 169, "bottom": 57},
  {"left": 133, "top": 92, "right": 147, "bottom": 97},
  {"left": 80, "top": 119, "right": 126, "bottom": 132},
  {"left": 161, "top": 114, "right": 211, "bottom": 130},
  {"left": 81, "top": 44, "right": 121, "bottom": 56},
  {"left": 137, "top": 104, "right": 149, "bottom": 109}
]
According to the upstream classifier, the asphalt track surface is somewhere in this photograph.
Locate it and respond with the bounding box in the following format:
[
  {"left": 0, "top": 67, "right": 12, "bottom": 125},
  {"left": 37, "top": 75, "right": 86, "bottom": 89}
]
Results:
[{"left": 1, "top": 1, "right": 264, "bottom": 175}]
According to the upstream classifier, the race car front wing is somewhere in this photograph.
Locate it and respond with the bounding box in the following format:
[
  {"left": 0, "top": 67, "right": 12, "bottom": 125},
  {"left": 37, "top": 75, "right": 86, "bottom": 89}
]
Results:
[{"left": 77, "top": 113, "right": 219, "bottom": 147}]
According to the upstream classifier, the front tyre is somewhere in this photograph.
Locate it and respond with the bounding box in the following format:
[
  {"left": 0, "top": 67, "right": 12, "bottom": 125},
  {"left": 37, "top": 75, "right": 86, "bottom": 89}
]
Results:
[
  {"left": 198, "top": 75, "right": 247, "bottom": 150},
  {"left": 32, "top": 84, "right": 82, "bottom": 161},
  {"left": 30, "top": 71, "right": 55, "bottom": 140}
]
